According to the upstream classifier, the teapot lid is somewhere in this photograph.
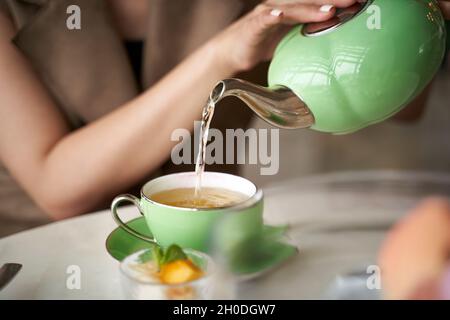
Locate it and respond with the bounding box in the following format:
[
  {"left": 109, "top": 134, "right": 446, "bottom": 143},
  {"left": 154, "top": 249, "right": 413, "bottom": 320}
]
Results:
[{"left": 302, "top": 0, "right": 373, "bottom": 37}]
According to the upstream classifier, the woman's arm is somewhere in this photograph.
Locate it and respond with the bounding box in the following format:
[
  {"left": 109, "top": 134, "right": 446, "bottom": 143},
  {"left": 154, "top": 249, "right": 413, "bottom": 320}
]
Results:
[
  {"left": 393, "top": 82, "right": 433, "bottom": 122},
  {"left": 0, "top": 11, "right": 234, "bottom": 219},
  {"left": 439, "top": 0, "right": 450, "bottom": 19},
  {"left": 0, "top": 1, "right": 354, "bottom": 219},
  {"left": 394, "top": 0, "right": 449, "bottom": 122}
]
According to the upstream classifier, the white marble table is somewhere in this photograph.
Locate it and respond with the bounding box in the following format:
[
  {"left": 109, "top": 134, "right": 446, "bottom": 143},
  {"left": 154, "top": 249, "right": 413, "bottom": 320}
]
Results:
[{"left": 1, "top": 171, "right": 450, "bottom": 300}]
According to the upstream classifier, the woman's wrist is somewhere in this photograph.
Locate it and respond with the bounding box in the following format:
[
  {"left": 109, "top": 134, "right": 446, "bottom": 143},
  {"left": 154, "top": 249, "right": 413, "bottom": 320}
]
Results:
[{"left": 206, "top": 35, "right": 242, "bottom": 78}]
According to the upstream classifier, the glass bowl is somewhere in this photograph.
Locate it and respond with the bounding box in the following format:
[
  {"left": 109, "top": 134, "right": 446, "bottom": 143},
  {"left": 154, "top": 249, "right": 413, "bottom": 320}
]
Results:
[{"left": 120, "top": 248, "right": 215, "bottom": 300}]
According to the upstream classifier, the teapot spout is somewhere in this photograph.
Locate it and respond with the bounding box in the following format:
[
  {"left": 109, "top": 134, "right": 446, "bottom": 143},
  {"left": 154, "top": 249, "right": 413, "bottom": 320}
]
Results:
[{"left": 210, "top": 78, "right": 314, "bottom": 129}]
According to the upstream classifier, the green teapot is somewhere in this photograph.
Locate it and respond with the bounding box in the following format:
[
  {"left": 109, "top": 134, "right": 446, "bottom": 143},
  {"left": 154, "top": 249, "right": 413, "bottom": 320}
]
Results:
[{"left": 212, "top": 0, "right": 447, "bottom": 134}]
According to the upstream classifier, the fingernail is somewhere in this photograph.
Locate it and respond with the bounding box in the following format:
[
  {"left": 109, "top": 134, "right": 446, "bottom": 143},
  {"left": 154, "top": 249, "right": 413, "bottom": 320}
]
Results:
[
  {"left": 319, "top": 4, "right": 334, "bottom": 12},
  {"left": 270, "top": 9, "right": 283, "bottom": 17}
]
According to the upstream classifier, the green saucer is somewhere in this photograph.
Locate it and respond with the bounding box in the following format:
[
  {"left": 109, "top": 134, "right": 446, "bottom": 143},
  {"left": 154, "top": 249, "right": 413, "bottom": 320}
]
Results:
[
  {"left": 106, "top": 217, "right": 155, "bottom": 261},
  {"left": 106, "top": 217, "right": 297, "bottom": 277}
]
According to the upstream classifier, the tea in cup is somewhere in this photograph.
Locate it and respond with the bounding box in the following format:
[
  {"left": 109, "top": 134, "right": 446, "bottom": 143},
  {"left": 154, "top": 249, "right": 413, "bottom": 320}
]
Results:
[{"left": 111, "top": 172, "right": 263, "bottom": 252}]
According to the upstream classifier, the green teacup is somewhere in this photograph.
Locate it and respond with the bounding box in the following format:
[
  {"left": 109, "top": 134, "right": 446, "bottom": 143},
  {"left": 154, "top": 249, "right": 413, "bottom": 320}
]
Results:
[{"left": 111, "top": 172, "right": 263, "bottom": 252}]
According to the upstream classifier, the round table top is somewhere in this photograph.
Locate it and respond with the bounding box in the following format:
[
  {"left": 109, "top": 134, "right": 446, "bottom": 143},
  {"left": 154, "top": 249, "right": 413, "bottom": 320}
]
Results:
[{"left": 1, "top": 170, "right": 450, "bottom": 299}]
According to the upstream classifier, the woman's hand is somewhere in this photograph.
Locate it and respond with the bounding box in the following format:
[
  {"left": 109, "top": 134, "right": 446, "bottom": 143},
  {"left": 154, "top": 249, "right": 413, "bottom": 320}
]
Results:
[
  {"left": 213, "top": 0, "right": 357, "bottom": 73},
  {"left": 439, "top": 0, "right": 450, "bottom": 19}
]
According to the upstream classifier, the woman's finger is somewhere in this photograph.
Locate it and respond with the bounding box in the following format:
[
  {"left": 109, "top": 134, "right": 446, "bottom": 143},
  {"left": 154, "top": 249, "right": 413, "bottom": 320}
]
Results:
[
  {"left": 266, "top": 0, "right": 357, "bottom": 9},
  {"left": 274, "top": 3, "right": 337, "bottom": 24},
  {"left": 253, "top": 2, "right": 336, "bottom": 29}
]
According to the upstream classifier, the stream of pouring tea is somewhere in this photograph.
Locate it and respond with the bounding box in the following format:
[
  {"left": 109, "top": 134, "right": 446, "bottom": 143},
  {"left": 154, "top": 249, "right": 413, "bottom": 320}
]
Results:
[{"left": 194, "top": 97, "right": 216, "bottom": 197}]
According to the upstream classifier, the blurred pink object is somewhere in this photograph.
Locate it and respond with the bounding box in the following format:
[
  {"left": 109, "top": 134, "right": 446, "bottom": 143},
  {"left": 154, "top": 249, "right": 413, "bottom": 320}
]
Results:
[
  {"left": 379, "top": 197, "right": 450, "bottom": 299},
  {"left": 440, "top": 266, "right": 450, "bottom": 299}
]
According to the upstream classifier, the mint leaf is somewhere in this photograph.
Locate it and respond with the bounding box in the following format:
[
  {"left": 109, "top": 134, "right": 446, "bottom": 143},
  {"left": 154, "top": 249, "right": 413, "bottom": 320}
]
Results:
[
  {"left": 137, "top": 249, "right": 153, "bottom": 264},
  {"left": 152, "top": 245, "right": 164, "bottom": 269},
  {"left": 161, "top": 245, "right": 187, "bottom": 265},
  {"left": 136, "top": 244, "right": 187, "bottom": 268}
]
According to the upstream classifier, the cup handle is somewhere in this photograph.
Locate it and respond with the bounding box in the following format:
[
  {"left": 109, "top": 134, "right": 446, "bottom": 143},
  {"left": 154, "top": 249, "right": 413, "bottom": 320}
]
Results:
[{"left": 111, "top": 194, "right": 156, "bottom": 243}]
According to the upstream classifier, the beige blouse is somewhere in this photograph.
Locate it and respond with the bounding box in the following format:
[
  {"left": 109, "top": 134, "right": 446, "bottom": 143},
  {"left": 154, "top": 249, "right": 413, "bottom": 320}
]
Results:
[{"left": 0, "top": 0, "right": 266, "bottom": 237}]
